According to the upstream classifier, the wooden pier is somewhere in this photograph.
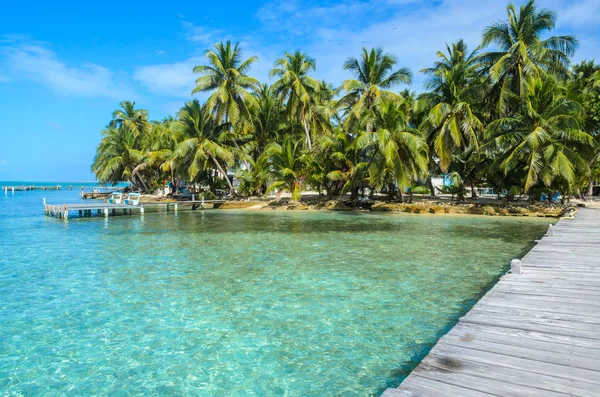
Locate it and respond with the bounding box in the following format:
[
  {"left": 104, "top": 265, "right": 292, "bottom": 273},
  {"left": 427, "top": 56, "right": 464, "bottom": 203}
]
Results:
[
  {"left": 3, "top": 185, "right": 125, "bottom": 194},
  {"left": 44, "top": 199, "right": 226, "bottom": 219},
  {"left": 383, "top": 208, "right": 600, "bottom": 397}
]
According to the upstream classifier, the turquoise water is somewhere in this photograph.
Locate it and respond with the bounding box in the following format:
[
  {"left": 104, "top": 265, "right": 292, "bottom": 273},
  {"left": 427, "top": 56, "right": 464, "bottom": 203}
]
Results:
[{"left": 0, "top": 187, "right": 549, "bottom": 396}]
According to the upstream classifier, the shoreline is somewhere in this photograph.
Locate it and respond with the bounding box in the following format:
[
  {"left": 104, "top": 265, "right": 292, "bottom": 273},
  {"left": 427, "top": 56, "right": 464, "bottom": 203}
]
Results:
[{"left": 138, "top": 196, "right": 577, "bottom": 218}]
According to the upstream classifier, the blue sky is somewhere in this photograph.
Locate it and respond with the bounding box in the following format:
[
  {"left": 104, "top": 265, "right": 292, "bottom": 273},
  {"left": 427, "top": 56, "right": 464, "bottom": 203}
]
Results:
[{"left": 1, "top": 0, "right": 599, "bottom": 181}]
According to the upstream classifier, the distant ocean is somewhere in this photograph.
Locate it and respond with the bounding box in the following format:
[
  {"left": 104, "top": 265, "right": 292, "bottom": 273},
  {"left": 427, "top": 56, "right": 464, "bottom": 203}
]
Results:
[{"left": 0, "top": 181, "right": 129, "bottom": 188}]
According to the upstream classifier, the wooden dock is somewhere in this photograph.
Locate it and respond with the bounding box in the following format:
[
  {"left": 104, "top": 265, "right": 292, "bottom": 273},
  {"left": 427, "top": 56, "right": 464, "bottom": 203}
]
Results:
[
  {"left": 3, "top": 185, "right": 125, "bottom": 194},
  {"left": 44, "top": 199, "right": 226, "bottom": 219},
  {"left": 383, "top": 208, "right": 600, "bottom": 397}
]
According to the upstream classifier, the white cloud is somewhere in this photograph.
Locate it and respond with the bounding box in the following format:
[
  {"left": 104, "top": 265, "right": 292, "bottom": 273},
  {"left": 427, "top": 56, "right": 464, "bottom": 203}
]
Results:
[
  {"left": 181, "top": 21, "right": 217, "bottom": 44},
  {"left": 0, "top": 39, "right": 137, "bottom": 100},
  {"left": 130, "top": 0, "right": 600, "bottom": 106},
  {"left": 251, "top": 0, "right": 506, "bottom": 89},
  {"left": 252, "top": 0, "right": 600, "bottom": 90},
  {"left": 134, "top": 57, "right": 201, "bottom": 98}
]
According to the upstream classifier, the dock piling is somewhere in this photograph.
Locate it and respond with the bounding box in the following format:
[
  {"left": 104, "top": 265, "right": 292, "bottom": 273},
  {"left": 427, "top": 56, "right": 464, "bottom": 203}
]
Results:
[{"left": 510, "top": 258, "right": 522, "bottom": 274}]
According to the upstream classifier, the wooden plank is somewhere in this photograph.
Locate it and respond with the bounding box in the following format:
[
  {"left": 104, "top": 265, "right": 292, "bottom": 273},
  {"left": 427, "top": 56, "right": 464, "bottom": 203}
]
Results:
[
  {"left": 452, "top": 323, "right": 600, "bottom": 357},
  {"left": 475, "top": 295, "right": 600, "bottom": 318},
  {"left": 491, "top": 285, "right": 600, "bottom": 300},
  {"left": 411, "top": 366, "right": 570, "bottom": 397},
  {"left": 440, "top": 334, "right": 600, "bottom": 372},
  {"left": 459, "top": 313, "right": 600, "bottom": 339},
  {"left": 482, "top": 290, "right": 600, "bottom": 311},
  {"left": 394, "top": 375, "right": 497, "bottom": 397},
  {"left": 426, "top": 343, "right": 600, "bottom": 386},
  {"left": 421, "top": 352, "right": 599, "bottom": 396},
  {"left": 472, "top": 303, "right": 600, "bottom": 325}
]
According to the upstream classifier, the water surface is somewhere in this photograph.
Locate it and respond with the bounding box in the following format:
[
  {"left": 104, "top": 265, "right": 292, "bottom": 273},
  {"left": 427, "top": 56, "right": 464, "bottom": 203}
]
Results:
[{"left": 0, "top": 188, "right": 549, "bottom": 396}]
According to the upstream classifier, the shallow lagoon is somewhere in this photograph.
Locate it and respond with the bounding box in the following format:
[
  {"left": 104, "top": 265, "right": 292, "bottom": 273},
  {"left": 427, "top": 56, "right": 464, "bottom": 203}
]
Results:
[{"left": 0, "top": 189, "right": 549, "bottom": 396}]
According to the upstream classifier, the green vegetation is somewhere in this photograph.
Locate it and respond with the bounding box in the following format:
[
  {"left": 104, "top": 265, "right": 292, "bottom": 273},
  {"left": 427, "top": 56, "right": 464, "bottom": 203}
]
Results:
[{"left": 92, "top": 0, "right": 600, "bottom": 201}]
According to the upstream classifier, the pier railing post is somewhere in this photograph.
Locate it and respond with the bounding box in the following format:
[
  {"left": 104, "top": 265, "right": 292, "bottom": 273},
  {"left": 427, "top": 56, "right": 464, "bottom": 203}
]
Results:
[
  {"left": 547, "top": 224, "right": 554, "bottom": 236},
  {"left": 510, "top": 259, "right": 522, "bottom": 275}
]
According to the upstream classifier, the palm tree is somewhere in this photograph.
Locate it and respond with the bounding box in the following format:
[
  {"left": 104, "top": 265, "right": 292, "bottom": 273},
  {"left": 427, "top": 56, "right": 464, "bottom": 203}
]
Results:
[
  {"left": 172, "top": 100, "right": 236, "bottom": 193},
  {"left": 110, "top": 101, "right": 149, "bottom": 137},
  {"left": 568, "top": 60, "right": 600, "bottom": 196},
  {"left": 308, "top": 128, "right": 355, "bottom": 197},
  {"left": 270, "top": 51, "right": 321, "bottom": 150},
  {"left": 192, "top": 41, "right": 260, "bottom": 126},
  {"left": 479, "top": 0, "right": 578, "bottom": 114},
  {"left": 420, "top": 40, "right": 484, "bottom": 173},
  {"left": 338, "top": 47, "right": 412, "bottom": 130},
  {"left": 91, "top": 126, "right": 149, "bottom": 191},
  {"left": 247, "top": 84, "right": 285, "bottom": 158},
  {"left": 487, "top": 75, "right": 593, "bottom": 192},
  {"left": 146, "top": 118, "right": 185, "bottom": 193},
  {"left": 356, "top": 99, "right": 428, "bottom": 201},
  {"left": 263, "top": 138, "right": 309, "bottom": 201}
]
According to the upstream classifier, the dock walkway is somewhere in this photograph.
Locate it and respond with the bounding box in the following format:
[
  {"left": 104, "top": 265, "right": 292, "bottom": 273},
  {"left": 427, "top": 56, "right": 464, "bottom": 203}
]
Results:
[
  {"left": 44, "top": 199, "right": 226, "bottom": 219},
  {"left": 383, "top": 208, "right": 600, "bottom": 397}
]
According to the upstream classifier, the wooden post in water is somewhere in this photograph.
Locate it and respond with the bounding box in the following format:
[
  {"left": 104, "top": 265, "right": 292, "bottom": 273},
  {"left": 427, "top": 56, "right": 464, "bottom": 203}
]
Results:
[
  {"left": 104, "top": 208, "right": 109, "bottom": 217},
  {"left": 11, "top": 187, "right": 14, "bottom": 195},
  {"left": 174, "top": 203, "right": 178, "bottom": 213},
  {"left": 510, "top": 259, "right": 522, "bottom": 275},
  {"left": 140, "top": 206, "right": 144, "bottom": 215}
]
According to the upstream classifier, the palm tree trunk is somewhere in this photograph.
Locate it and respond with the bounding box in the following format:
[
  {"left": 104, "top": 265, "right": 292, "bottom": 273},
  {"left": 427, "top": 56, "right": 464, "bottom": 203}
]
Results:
[
  {"left": 470, "top": 181, "right": 477, "bottom": 199},
  {"left": 136, "top": 175, "right": 150, "bottom": 193},
  {"left": 427, "top": 175, "right": 436, "bottom": 198},
  {"left": 387, "top": 182, "right": 396, "bottom": 200},
  {"left": 209, "top": 153, "right": 236, "bottom": 195},
  {"left": 587, "top": 178, "right": 594, "bottom": 197},
  {"left": 302, "top": 116, "right": 312, "bottom": 151},
  {"left": 302, "top": 109, "right": 312, "bottom": 152}
]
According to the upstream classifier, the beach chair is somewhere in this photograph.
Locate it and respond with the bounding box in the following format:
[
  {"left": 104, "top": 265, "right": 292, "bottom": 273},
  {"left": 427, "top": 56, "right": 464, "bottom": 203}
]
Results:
[
  {"left": 124, "top": 193, "right": 141, "bottom": 206},
  {"left": 107, "top": 192, "right": 123, "bottom": 204}
]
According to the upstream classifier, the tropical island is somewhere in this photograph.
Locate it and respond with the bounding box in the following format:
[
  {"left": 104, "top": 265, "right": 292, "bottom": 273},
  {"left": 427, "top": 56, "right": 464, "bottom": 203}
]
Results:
[
  {"left": 3, "top": 1, "right": 600, "bottom": 396},
  {"left": 92, "top": 0, "right": 600, "bottom": 216}
]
